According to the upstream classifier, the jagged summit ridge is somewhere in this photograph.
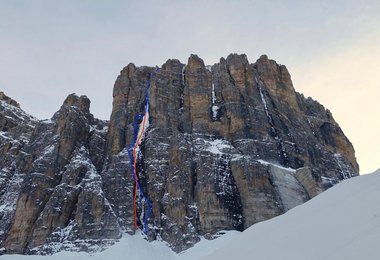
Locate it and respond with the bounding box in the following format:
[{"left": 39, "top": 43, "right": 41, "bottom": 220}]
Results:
[{"left": 0, "top": 53, "right": 358, "bottom": 255}]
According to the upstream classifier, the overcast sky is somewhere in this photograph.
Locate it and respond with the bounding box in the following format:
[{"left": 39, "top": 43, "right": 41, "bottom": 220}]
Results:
[{"left": 0, "top": 0, "right": 379, "bottom": 174}]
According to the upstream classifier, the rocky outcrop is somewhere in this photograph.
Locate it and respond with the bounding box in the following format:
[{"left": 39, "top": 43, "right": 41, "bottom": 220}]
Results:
[
  {"left": 0, "top": 54, "right": 359, "bottom": 254},
  {"left": 1, "top": 94, "right": 118, "bottom": 254},
  {"left": 0, "top": 92, "right": 20, "bottom": 108}
]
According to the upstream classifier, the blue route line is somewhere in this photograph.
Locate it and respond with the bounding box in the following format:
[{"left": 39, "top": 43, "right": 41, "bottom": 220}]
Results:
[{"left": 127, "top": 67, "right": 159, "bottom": 234}]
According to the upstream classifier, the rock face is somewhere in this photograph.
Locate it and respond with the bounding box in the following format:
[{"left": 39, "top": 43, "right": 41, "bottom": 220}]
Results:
[{"left": 0, "top": 54, "right": 359, "bottom": 254}]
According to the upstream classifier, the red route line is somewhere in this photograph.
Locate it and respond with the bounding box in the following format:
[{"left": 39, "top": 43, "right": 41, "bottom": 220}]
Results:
[{"left": 133, "top": 111, "right": 147, "bottom": 230}]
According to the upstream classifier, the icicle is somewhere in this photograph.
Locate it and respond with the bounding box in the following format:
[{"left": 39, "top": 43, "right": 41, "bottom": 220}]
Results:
[
  {"left": 212, "top": 82, "right": 216, "bottom": 104},
  {"left": 256, "top": 77, "right": 270, "bottom": 118},
  {"left": 211, "top": 80, "right": 219, "bottom": 120}
]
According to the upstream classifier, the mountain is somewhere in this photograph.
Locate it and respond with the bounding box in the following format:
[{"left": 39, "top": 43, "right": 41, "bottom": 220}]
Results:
[{"left": 0, "top": 54, "right": 358, "bottom": 255}]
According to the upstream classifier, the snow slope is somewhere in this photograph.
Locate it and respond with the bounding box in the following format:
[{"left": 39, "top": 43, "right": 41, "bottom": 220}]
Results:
[
  {"left": 0, "top": 231, "right": 240, "bottom": 260},
  {"left": 2, "top": 169, "right": 379, "bottom": 260},
  {"left": 203, "top": 169, "right": 380, "bottom": 260}
]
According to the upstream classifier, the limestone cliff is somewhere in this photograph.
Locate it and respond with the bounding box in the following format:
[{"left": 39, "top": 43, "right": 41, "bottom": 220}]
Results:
[{"left": 0, "top": 54, "right": 358, "bottom": 254}]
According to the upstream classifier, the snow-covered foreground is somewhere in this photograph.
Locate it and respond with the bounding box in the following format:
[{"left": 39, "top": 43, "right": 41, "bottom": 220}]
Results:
[
  {"left": 3, "top": 169, "right": 379, "bottom": 260},
  {"left": 204, "top": 169, "right": 380, "bottom": 260},
  {"left": 1, "top": 231, "right": 240, "bottom": 260}
]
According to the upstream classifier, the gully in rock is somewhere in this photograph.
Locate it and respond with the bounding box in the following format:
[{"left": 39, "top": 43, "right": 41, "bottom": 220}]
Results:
[{"left": 127, "top": 68, "right": 159, "bottom": 234}]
